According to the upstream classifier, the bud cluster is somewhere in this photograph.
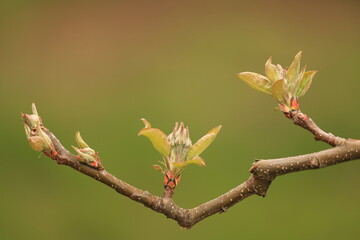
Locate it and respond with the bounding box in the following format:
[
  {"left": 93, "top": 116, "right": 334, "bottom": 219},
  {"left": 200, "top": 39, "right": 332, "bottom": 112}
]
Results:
[
  {"left": 72, "top": 131, "right": 103, "bottom": 169},
  {"left": 167, "top": 122, "right": 192, "bottom": 169},
  {"left": 238, "top": 51, "right": 317, "bottom": 119},
  {"left": 22, "top": 103, "right": 57, "bottom": 158},
  {"left": 139, "top": 118, "right": 221, "bottom": 190}
]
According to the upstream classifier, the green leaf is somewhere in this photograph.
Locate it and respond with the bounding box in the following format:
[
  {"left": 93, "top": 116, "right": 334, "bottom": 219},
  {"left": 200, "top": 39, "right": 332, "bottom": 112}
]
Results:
[
  {"left": 265, "top": 57, "right": 280, "bottom": 82},
  {"left": 37, "top": 125, "right": 53, "bottom": 151},
  {"left": 185, "top": 156, "right": 206, "bottom": 166},
  {"left": 172, "top": 156, "right": 206, "bottom": 170},
  {"left": 292, "top": 65, "right": 306, "bottom": 95},
  {"left": 187, "top": 125, "right": 221, "bottom": 160},
  {"left": 140, "top": 118, "right": 151, "bottom": 128},
  {"left": 296, "top": 71, "right": 317, "bottom": 97},
  {"left": 75, "top": 131, "right": 90, "bottom": 149},
  {"left": 138, "top": 119, "right": 170, "bottom": 157},
  {"left": 207, "top": 125, "right": 222, "bottom": 135},
  {"left": 172, "top": 162, "right": 186, "bottom": 169},
  {"left": 286, "top": 51, "right": 302, "bottom": 86},
  {"left": 72, "top": 146, "right": 97, "bottom": 163},
  {"left": 237, "top": 72, "right": 272, "bottom": 95},
  {"left": 31, "top": 103, "right": 39, "bottom": 116},
  {"left": 271, "top": 79, "right": 287, "bottom": 104}
]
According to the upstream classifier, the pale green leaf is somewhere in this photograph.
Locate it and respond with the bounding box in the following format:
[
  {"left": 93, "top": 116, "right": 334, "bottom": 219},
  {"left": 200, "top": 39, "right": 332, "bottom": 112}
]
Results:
[
  {"left": 139, "top": 128, "right": 170, "bottom": 157},
  {"left": 207, "top": 125, "right": 222, "bottom": 135},
  {"left": 271, "top": 79, "right": 287, "bottom": 104},
  {"left": 292, "top": 65, "right": 306, "bottom": 95},
  {"left": 237, "top": 72, "right": 272, "bottom": 95},
  {"left": 75, "top": 131, "right": 90, "bottom": 149},
  {"left": 172, "top": 162, "right": 186, "bottom": 169},
  {"left": 296, "top": 71, "right": 317, "bottom": 97},
  {"left": 28, "top": 136, "right": 46, "bottom": 152},
  {"left": 31, "top": 103, "right": 39, "bottom": 116},
  {"left": 187, "top": 125, "right": 221, "bottom": 160},
  {"left": 286, "top": 51, "right": 302, "bottom": 85},
  {"left": 172, "top": 156, "right": 206, "bottom": 170},
  {"left": 72, "top": 146, "right": 96, "bottom": 163},
  {"left": 265, "top": 57, "right": 280, "bottom": 82},
  {"left": 37, "top": 125, "right": 53, "bottom": 151},
  {"left": 140, "top": 118, "right": 151, "bottom": 128},
  {"left": 185, "top": 156, "right": 206, "bottom": 166},
  {"left": 187, "top": 124, "right": 221, "bottom": 161}
]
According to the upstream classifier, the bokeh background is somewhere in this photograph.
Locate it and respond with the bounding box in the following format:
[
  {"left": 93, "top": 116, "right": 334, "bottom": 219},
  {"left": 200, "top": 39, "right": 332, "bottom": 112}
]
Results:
[{"left": 1, "top": 0, "right": 359, "bottom": 239}]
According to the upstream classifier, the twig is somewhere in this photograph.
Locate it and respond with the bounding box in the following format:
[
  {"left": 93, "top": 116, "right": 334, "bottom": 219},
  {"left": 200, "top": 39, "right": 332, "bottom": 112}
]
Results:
[
  {"left": 291, "top": 111, "right": 347, "bottom": 146},
  {"left": 42, "top": 117, "right": 360, "bottom": 228}
]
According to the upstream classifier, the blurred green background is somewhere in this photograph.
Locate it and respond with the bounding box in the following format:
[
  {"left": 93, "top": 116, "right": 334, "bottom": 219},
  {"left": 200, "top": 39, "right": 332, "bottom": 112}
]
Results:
[{"left": 1, "top": 0, "right": 359, "bottom": 239}]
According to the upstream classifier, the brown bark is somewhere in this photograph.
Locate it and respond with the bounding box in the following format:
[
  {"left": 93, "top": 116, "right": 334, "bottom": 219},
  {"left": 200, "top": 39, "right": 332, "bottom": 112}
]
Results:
[{"left": 36, "top": 111, "right": 360, "bottom": 229}]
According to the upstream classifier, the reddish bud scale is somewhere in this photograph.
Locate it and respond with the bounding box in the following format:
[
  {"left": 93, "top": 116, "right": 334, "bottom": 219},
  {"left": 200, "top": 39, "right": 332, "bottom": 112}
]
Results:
[
  {"left": 89, "top": 161, "right": 99, "bottom": 168},
  {"left": 44, "top": 149, "right": 58, "bottom": 160},
  {"left": 290, "top": 97, "right": 299, "bottom": 111},
  {"left": 279, "top": 104, "right": 292, "bottom": 119},
  {"left": 283, "top": 112, "right": 291, "bottom": 119},
  {"left": 163, "top": 171, "right": 181, "bottom": 190}
]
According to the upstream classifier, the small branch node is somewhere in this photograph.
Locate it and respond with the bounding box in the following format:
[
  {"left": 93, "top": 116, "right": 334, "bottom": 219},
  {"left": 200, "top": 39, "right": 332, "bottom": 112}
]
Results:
[
  {"left": 309, "top": 156, "right": 320, "bottom": 168},
  {"left": 220, "top": 206, "right": 228, "bottom": 213}
]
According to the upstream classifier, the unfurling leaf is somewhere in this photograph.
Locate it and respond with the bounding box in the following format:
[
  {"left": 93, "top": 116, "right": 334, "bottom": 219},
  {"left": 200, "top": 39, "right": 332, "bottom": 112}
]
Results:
[
  {"left": 286, "top": 51, "right": 302, "bottom": 85},
  {"left": 75, "top": 131, "right": 90, "bottom": 149},
  {"left": 265, "top": 57, "right": 280, "bottom": 82},
  {"left": 172, "top": 162, "right": 186, "bottom": 169},
  {"left": 138, "top": 119, "right": 170, "bottom": 157},
  {"left": 152, "top": 164, "right": 164, "bottom": 173},
  {"left": 185, "top": 156, "right": 206, "bottom": 166},
  {"left": 187, "top": 125, "right": 221, "bottom": 160},
  {"left": 271, "top": 79, "right": 287, "bottom": 104},
  {"left": 296, "top": 71, "right": 317, "bottom": 97},
  {"left": 72, "top": 146, "right": 96, "bottom": 163},
  {"left": 140, "top": 118, "right": 151, "bottom": 129},
  {"left": 31, "top": 103, "right": 39, "bottom": 116},
  {"left": 173, "top": 156, "right": 206, "bottom": 170},
  {"left": 36, "top": 125, "right": 54, "bottom": 152},
  {"left": 28, "top": 136, "right": 47, "bottom": 152},
  {"left": 207, "top": 125, "right": 222, "bottom": 135},
  {"left": 237, "top": 72, "right": 272, "bottom": 95}
]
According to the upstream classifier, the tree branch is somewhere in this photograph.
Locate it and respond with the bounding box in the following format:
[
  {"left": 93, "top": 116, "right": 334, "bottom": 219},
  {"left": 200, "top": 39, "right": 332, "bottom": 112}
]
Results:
[
  {"left": 41, "top": 118, "right": 360, "bottom": 228},
  {"left": 291, "top": 111, "right": 347, "bottom": 146}
]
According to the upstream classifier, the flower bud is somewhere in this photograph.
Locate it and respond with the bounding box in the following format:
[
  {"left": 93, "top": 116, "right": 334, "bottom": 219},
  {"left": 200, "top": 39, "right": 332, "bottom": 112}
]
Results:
[
  {"left": 22, "top": 103, "right": 56, "bottom": 157},
  {"left": 73, "top": 131, "right": 102, "bottom": 169}
]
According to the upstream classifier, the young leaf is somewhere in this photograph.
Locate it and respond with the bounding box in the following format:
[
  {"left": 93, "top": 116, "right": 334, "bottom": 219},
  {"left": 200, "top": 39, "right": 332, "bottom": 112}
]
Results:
[
  {"left": 31, "top": 103, "right": 39, "bottom": 116},
  {"left": 286, "top": 51, "right": 302, "bottom": 85},
  {"left": 172, "top": 156, "right": 206, "bottom": 170},
  {"left": 207, "top": 125, "right": 222, "bottom": 135},
  {"left": 172, "top": 162, "right": 186, "bottom": 169},
  {"left": 28, "top": 136, "right": 46, "bottom": 152},
  {"left": 187, "top": 133, "right": 216, "bottom": 161},
  {"left": 296, "top": 71, "right": 317, "bottom": 97},
  {"left": 185, "top": 156, "right": 206, "bottom": 166},
  {"left": 139, "top": 127, "right": 170, "bottom": 157},
  {"left": 237, "top": 72, "right": 272, "bottom": 95},
  {"left": 75, "top": 131, "right": 90, "bottom": 149},
  {"left": 152, "top": 164, "right": 164, "bottom": 173},
  {"left": 72, "top": 146, "right": 97, "bottom": 163},
  {"left": 271, "top": 79, "right": 287, "bottom": 104},
  {"left": 292, "top": 65, "right": 305, "bottom": 91},
  {"left": 37, "top": 125, "right": 53, "bottom": 152},
  {"left": 265, "top": 57, "right": 280, "bottom": 82},
  {"left": 140, "top": 118, "right": 151, "bottom": 129}
]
